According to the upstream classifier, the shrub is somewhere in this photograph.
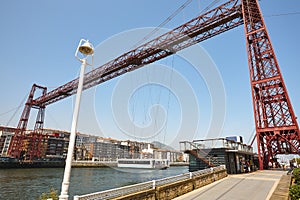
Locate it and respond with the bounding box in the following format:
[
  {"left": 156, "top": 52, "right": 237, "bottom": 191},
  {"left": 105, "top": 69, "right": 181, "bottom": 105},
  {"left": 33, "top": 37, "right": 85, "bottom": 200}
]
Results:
[
  {"left": 289, "top": 184, "right": 300, "bottom": 200},
  {"left": 37, "top": 188, "right": 59, "bottom": 200},
  {"left": 293, "top": 168, "right": 300, "bottom": 184}
]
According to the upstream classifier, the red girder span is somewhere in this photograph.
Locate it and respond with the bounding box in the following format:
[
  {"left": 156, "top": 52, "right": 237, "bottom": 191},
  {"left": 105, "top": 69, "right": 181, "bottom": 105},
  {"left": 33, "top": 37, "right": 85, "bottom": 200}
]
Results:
[{"left": 33, "top": 0, "right": 243, "bottom": 107}]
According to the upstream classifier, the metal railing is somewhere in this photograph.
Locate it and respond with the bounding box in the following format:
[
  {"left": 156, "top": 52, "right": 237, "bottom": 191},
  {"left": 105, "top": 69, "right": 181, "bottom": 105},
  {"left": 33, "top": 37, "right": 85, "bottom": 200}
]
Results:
[
  {"left": 155, "top": 172, "right": 190, "bottom": 187},
  {"left": 180, "top": 138, "right": 253, "bottom": 154},
  {"left": 74, "top": 165, "right": 225, "bottom": 200},
  {"left": 74, "top": 181, "right": 154, "bottom": 200}
]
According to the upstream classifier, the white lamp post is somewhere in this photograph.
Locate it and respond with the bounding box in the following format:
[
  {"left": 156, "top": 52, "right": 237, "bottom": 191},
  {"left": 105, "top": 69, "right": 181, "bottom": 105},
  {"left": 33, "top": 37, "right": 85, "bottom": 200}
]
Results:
[{"left": 59, "top": 39, "right": 94, "bottom": 200}]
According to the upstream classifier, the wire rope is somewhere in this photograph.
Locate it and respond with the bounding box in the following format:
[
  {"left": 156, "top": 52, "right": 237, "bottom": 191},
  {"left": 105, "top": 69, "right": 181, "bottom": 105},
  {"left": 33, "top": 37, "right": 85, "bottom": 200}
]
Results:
[
  {"left": 1, "top": 94, "right": 28, "bottom": 126},
  {"left": 163, "top": 55, "right": 175, "bottom": 145},
  {"left": 264, "top": 11, "right": 300, "bottom": 18},
  {"left": 132, "top": 0, "right": 193, "bottom": 48}
]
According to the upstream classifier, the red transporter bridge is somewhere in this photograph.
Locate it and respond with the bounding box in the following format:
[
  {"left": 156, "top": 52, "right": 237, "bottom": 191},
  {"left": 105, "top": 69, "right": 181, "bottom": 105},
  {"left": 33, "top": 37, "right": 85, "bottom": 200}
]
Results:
[{"left": 7, "top": 0, "right": 300, "bottom": 169}]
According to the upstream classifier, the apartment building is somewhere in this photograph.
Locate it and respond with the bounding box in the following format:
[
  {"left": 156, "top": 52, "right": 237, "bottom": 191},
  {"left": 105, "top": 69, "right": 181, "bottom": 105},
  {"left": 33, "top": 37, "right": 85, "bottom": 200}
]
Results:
[{"left": 0, "top": 126, "right": 16, "bottom": 156}]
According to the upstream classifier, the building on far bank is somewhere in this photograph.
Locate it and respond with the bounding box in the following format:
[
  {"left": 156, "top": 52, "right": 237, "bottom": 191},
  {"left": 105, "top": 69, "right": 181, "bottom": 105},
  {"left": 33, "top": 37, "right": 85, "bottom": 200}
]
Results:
[
  {"left": 153, "top": 149, "right": 184, "bottom": 162},
  {"left": 0, "top": 126, "right": 16, "bottom": 156},
  {"left": 43, "top": 129, "right": 70, "bottom": 160},
  {"left": 75, "top": 133, "right": 97, "bottom": 160},
  {"left": 91, "top": 138, "right": 154, "bottom": 161},
  {"left": 0, "top": 125, "right": 184, "bottom": 162}
]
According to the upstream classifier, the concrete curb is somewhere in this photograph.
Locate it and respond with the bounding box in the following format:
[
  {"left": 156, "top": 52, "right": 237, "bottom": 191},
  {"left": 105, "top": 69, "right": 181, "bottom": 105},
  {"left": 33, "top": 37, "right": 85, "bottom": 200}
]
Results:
[{"left": 270, "top": 174, "right": 291, "bottom": 200}]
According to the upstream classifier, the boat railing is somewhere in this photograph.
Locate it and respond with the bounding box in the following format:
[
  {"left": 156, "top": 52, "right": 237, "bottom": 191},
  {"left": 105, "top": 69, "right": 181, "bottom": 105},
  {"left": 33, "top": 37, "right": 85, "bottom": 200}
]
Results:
[{"left": 74, "top": 165, "right": 226, "bottom": 200}]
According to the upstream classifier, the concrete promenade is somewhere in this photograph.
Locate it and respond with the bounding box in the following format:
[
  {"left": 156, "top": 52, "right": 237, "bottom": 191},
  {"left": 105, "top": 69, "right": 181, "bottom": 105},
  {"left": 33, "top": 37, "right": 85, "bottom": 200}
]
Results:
[{"left": 174, "top": 170, "right": 286, "bottom": 200}]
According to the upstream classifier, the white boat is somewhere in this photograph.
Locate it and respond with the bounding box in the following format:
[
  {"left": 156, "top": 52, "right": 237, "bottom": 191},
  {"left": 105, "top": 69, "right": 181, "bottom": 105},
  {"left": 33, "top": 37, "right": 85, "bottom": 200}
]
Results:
[{"left": 117, "top": 158, "right": 169, "bottom": 170}]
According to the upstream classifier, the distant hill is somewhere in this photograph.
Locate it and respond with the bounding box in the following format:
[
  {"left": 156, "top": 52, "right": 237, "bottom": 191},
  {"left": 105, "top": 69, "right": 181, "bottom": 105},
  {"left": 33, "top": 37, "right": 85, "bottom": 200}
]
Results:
[{"left": 152, "top": 141, "right": 177, "bottom": 151}]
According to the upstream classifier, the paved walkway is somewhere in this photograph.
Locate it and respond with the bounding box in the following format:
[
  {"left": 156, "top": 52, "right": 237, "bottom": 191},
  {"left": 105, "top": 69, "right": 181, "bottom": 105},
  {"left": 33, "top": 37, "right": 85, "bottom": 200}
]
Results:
[{"left": 174, "top": 170, "right": 286, "bottom": 200}]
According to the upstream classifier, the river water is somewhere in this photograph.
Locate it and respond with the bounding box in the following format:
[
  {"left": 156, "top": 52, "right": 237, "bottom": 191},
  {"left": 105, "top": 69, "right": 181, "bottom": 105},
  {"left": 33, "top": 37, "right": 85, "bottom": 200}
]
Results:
[{"left": 0, "top": 166, "right": 188, "bottom": 199}]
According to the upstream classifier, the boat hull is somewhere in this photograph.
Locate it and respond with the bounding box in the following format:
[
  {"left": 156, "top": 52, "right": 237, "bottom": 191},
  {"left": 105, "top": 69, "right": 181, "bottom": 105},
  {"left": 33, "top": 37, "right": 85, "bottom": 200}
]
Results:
[{"left": 117, "top": 159, "right": 169, "bottom": 170}]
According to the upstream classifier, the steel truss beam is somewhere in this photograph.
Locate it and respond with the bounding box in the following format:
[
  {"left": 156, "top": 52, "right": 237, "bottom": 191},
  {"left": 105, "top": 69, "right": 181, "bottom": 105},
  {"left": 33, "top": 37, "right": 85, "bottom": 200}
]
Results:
[{"left": 33, "top": 0, "right": 242, "bottom": 107}]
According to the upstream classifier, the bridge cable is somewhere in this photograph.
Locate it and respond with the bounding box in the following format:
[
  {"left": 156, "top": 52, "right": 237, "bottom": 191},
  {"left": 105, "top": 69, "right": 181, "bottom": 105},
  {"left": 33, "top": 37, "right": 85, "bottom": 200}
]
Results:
[
  {"left": 247, "top": 128, "right": 256, "bottom": 146},
  {"left": 2, "top": 93, "right": 28, "bottom": 126},
  {"left": 197, "top": 0, "right": 221, "bottom": 16},
  {"left": 264, "top": 11, "right": 300, "bottom": 18},
  {"left": 132, "top": 0, "right": 193, "bottom": 48},
  {"left": 163, "top": 55, "right": 175, "bottom": 145}
]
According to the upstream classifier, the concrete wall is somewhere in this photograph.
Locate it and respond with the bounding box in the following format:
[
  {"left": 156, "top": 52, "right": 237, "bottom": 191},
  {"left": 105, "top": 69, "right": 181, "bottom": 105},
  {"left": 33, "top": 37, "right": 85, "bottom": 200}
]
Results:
[
  {"left": 156, "top": 179, "right": 194, "bottom": 200},
  {"left": 193, "top": 169, "right": 227, "bottom": 189},
  {"left": 112, "top": 169, "right": 227, "bottom": 200}
]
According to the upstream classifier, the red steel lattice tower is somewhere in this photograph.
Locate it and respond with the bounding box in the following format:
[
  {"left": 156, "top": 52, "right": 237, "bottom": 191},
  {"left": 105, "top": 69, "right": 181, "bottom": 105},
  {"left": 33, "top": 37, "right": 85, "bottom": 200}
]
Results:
[
  {"left": 8, "top": 84, "right": 48, "bottom": 160},
  {"left": 242, "top": 0, "right": 300, "bottom": 169}
]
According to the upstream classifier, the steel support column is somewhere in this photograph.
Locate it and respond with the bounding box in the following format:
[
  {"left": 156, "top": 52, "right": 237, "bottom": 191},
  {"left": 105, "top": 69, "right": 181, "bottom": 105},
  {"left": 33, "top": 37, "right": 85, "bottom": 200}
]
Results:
[{"left": 241, "top": 0, "right": 300, "bottom": 169}]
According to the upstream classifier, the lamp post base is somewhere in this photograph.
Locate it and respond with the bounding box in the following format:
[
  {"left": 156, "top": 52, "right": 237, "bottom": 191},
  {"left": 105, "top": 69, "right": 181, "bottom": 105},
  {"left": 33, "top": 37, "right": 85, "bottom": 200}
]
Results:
[{"left": 59, "top": 194, "right": 69, "bottom": 200}]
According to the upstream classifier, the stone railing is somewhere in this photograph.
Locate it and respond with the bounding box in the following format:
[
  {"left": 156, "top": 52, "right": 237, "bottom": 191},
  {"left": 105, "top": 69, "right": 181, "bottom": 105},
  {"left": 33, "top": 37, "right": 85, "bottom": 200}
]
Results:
[{"left": 74, "top": 165, "right": 227, "bottom": 200}]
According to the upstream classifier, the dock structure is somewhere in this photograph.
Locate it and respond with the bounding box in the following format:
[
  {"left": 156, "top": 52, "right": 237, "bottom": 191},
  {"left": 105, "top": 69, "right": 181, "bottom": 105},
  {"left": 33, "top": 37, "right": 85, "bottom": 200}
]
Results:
[{"left": 180, "top": 138, "right": 255, "bottom": 174}]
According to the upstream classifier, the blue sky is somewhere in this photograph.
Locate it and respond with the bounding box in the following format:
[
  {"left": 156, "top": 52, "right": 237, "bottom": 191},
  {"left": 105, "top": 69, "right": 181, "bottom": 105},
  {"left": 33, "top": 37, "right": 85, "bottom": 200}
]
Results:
[{"left": 0, "top": 0, "right": 299, "bottom": 148}]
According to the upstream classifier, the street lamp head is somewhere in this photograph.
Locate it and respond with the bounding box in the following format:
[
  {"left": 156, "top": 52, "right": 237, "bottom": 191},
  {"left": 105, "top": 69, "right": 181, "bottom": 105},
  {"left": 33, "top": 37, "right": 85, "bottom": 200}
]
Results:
[
  {"left": 78, "top": 40, "right": 94, "bottom": 56},
  {"left": 75, "top": 39, "right": 94, "bottom": 65}
]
